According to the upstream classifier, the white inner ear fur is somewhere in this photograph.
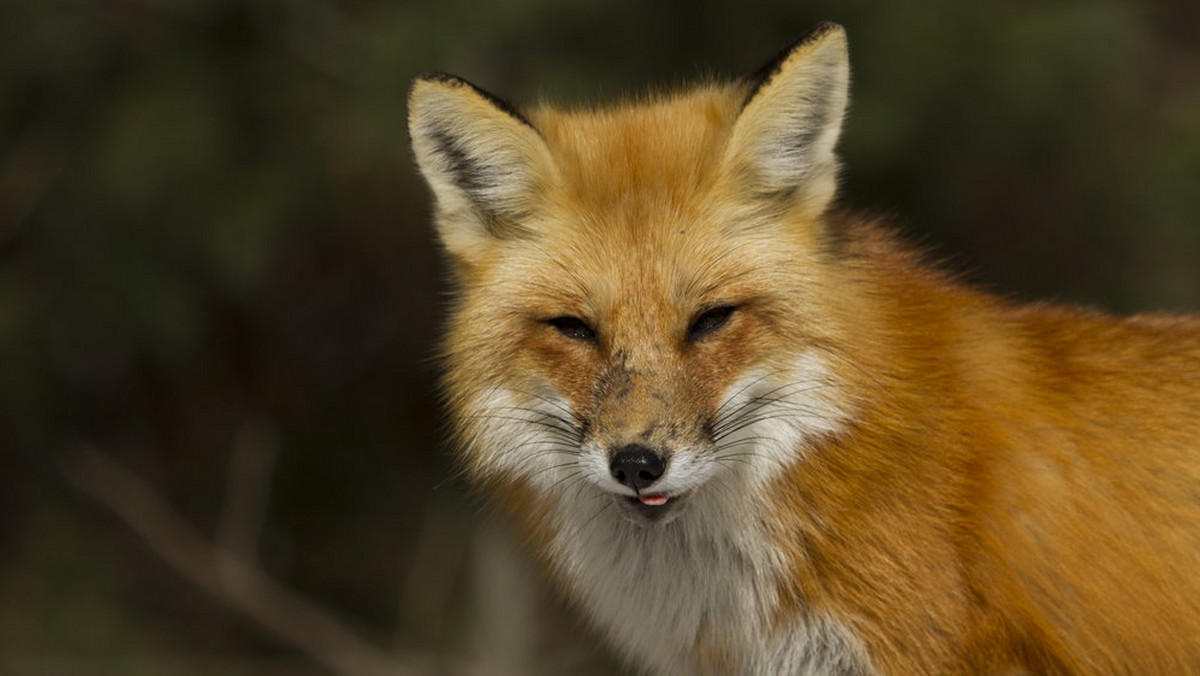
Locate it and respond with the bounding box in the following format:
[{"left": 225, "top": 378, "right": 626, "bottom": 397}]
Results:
[{"left": 725, "top": 27, "right": 850, "bottom": 217}]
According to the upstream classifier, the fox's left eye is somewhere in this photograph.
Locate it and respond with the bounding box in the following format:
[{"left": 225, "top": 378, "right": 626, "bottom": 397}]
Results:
[
  {"left": 687, "top": 305, "right": 737, "bottom": 342},
  {"left": 547, "top": 315, "right": 598, "bottom": 343}
]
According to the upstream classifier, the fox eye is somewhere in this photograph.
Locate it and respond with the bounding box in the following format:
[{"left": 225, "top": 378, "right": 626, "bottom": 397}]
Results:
[
  {"left": 687, "top": 305, "right": 737, "bottom": 342},
  {"left": 547, "top": 315, "right": 597, "bottom": 343}
]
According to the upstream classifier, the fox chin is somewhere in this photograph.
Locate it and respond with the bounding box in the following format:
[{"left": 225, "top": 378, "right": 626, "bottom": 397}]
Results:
[{"left": 409, "top": 22, "right": 1200, "bottom": 676}]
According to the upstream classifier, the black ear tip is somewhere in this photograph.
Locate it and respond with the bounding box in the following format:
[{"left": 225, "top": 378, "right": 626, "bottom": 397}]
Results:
[
  {"left": 806, "top": 21, "right": 845, "bottom": 40},
  {"left": 411, "top": 71, "right": 454, "bottom": 103},
  {"left": 742, "top": 22, "right": 848, "bottom": 106},
  {"left": 411, "top": 71, "right": 472, "bottom": 98},
  {"left": 415, "top": 71, "right": 467, "bottom": 86},
  {"left": 408, "top": 71, "right": 534, "bottom": 130}
]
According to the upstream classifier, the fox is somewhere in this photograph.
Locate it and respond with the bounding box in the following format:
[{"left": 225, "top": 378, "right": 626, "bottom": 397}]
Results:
[{"left": 407, "top": 22, "right": 1200, "bottom": 675}]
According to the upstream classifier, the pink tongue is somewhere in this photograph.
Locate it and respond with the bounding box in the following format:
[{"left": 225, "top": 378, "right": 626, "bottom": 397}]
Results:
[{"left": 639, "top": 494, "right": 669, "bottom": 506}]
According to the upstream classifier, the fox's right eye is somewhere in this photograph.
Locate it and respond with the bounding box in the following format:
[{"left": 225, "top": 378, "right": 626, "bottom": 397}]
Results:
[{"left": 547, "top": 316, "right": 597, "bottom": 343}]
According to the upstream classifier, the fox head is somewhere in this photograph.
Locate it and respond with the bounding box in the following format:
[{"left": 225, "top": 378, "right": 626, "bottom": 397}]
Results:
[{"left": 409, "top": 24, "right": 855, "bottom": 527}]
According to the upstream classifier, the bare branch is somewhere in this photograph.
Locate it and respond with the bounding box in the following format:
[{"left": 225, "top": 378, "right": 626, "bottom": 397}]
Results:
[
  {"left": 217, "top": 417, "right": 280, "bottom": 564},
  {"left": 397, "top": 493, "right": 467, "bottom": 648},
  {"left": 60, "top": 446, "right": 413, "bottom": 676}
]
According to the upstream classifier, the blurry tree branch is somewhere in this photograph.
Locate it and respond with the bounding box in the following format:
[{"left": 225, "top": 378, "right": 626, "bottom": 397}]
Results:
[
  {"left": 60, "top": 443, "right": 413, "bottom": 676},
  {"left": 217, "top": 418, "right": 279, "bottom": 566}
]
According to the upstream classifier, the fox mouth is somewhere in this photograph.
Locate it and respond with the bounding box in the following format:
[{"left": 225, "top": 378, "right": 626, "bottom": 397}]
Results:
[{"left": 615, "top": 492, "right": 688, "bottom": 525}]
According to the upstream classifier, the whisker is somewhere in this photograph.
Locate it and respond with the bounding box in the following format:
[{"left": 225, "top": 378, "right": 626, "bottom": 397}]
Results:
[
  {"left": 466, "top": 424, "right": 582, "bottom": 448},
  {"left": 712, "top": 456, "right": 757, "bottom": 469},
  {"left": 714, "top": 393, "right": 836, "bottom": 431},
  {"left": 566, "top": 474, "right": 597, "bottom": 503},
  {"left": 711, "top": 436, "right": 776, "bottom": 454},
  {"left": 486, "top": 403, "right": 582, "bottom": 429},
  {"left": 547, "top": 468, "right": 588, "bottom": 493},
  {"left": 711, "top": 381, "right": 833, "bottom": 436},
  {"left": 468, "top": 412, "right": 583, "bottom": 440},
  {"left": 505, "top": 388, "right": 584, "bottom": 424},
  {"left": 529, "top": 460, "right": 583, "bottom": 480},
  {"left": 713, "top": 378, "right": 811, "bottom": 428},
  {"left": 713, "top": 371, "right": 776, "bottom": 418},
  {"left": 578, "top": 498, "right": 614, "bottom": 532},
  {"left": 713, "top": 410, "right": 833, "bottom": 442}
]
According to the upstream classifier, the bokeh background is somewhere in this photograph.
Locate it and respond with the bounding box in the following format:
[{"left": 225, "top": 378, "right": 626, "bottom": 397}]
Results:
[{"left": 2, "top": 1, "right": 1198, "bottom": 674}]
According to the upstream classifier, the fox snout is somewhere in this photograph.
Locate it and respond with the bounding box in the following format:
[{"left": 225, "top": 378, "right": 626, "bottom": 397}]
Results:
[
  {"left": 604, "top": 442, "right": 687, "bottom": 524},
  {"left": 609, "top": 444, "right": 666, "bottom": 491}
]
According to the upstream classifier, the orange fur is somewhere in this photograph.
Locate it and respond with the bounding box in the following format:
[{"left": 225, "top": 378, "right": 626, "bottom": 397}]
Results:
[{"left": 409, "top": 23, "right": 1200, "bottom": 675}]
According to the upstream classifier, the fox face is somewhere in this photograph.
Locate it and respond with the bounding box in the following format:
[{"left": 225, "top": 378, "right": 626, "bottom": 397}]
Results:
[
  {"left": 459, "top": 253, "right": 847, "bottom": 528},
  {"left": 411, "top": 25, "right": 853, "bottom": 529}
]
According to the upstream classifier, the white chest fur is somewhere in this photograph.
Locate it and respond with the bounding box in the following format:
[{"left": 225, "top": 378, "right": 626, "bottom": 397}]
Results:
[{"left": 548, "top": 490, "right": 872, "bottom": 675}]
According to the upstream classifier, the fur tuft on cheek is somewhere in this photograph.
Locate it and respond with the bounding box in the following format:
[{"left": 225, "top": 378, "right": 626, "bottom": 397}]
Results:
[
  {"left": 457, "top": 385, "right": 587, "bottom": 492},
  {"left": 710, "top": 351, "right": 850, "bottom": 489}
]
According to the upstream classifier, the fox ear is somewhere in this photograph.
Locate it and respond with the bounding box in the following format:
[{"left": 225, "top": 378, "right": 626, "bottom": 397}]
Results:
[
  {"left": 408, "top": 73, "right": 552, "bottom": 259},
  {"left": 725, "top": 23, "right": 850, "bottom": 218}
]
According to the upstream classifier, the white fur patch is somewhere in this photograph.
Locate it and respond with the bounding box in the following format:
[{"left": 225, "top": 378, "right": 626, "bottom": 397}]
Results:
[
  {"left": 712, "top": 350, "right": 850, "bottom": 490},
  {"left": 547, "top": 491, "right": 870, "bottom": 675},
  {"left": 464, "top": 385, "right": 585, "bottom": 493}
]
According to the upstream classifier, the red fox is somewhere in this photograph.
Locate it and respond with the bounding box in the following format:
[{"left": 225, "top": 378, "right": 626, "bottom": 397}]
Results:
[{"left": 408, "top": 22, "right": 1200, "bottom": 675}]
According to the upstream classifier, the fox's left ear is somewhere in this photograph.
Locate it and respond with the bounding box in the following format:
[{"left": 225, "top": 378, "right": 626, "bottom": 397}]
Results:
[
  {"left": 725, "top": 23, "right": 850, "bottom": 219},
  {"left": 408, "top": 73, "right": 553, "bottom": 262}
]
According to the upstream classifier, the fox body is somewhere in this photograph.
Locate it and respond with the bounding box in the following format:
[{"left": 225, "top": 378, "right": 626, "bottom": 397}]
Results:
[{"left": 408, "top": 24, "right": 1200, "bottom": 675}]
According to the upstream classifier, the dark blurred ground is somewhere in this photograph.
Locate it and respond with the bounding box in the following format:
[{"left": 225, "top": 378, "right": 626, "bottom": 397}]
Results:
[{"left": 0, "top": 1, "right": 1197, "bottom": 674}]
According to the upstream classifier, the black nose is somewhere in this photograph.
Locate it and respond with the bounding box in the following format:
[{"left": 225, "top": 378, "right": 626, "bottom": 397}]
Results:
[{"left": 609, "top": 445, "right": 665, "bottom": 491}]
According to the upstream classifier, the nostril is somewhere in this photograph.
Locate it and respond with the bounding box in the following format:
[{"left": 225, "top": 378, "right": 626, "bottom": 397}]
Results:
[{"left": 609, "top": 444, "right": 665, "bottom": 491}]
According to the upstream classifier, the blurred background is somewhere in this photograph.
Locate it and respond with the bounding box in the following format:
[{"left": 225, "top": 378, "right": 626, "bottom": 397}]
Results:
[{"left": 1, "top": 0, "right": 1197, "bottom": 674}]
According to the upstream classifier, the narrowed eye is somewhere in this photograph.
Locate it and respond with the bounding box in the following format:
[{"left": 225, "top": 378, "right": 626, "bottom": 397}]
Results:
[
  {"left": 687, "top": 305, "right": 737, "bottom": 342},
  {"left": 547, "top": 315, "right": 597, "bottom": 343}
]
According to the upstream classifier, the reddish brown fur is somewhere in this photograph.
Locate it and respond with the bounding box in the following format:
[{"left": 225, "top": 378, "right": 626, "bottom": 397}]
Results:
[{"left": 765, "top": 224, "right": 1200, "bottom": 673}]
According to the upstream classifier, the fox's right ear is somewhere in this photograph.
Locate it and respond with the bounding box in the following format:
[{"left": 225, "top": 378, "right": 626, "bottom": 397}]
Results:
[
  {"left": 724, "top": 23, "right": 849, "bottom": 220},
  {"left": 408, "top": 73, "right": 553, "bottom": 261}
]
